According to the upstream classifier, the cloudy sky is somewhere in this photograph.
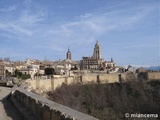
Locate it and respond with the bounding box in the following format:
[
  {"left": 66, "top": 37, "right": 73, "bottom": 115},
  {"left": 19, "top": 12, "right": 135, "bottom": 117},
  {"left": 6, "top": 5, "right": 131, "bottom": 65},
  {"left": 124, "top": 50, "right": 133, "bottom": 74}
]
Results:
[{"left": 0, "top": 0, "right": 159, "bottom": 66}]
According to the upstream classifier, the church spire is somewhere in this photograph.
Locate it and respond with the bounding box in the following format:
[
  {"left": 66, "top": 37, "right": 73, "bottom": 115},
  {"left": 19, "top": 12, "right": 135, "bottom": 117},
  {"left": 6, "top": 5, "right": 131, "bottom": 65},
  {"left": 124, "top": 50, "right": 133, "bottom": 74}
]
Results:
[
  {"left": 66, "top": 47, "right": 72, "bottom": 60},
  {"left": 111, "top": 58, "right": 113, "bottom": 62},
  {"left": 68, "top": 46, "right": 70, "bottom": 52}
]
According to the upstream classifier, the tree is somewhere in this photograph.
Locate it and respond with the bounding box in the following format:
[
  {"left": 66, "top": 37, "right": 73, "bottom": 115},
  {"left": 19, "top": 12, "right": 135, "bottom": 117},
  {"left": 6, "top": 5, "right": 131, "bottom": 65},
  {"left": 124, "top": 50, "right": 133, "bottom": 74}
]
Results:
[
  {"left": 13, "top": 69, "right": 31, "bottom": 80},
  {"left": 71, "top": 65, "right": 78, "bottom": 70},
  {"left": 14, "top": 69, "right": 22, "bottom": 77},
  {"left": 4, "top": 57, "right": 11, "bottom": 62},
  {"left": 14, "top": 69, "right": 19, "bottom": 76},
  {"left": 21, "top": 74, "right": 31, "bottom": 80},
  {"left": 45, "top": 68, "right": 55, "bottom": 75},
  {"left": 5, "top": 69, "right": 11, "bottom": 77},
  {"left": 100, "top": 67, "right": 104, "bottom": 71}
]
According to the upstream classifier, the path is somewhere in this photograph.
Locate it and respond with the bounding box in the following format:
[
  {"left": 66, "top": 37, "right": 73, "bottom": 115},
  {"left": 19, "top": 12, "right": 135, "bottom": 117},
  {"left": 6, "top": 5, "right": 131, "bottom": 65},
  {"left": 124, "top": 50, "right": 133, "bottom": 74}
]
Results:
[{"left": 0, "top": 86, "right": 23, "bottom": 120}]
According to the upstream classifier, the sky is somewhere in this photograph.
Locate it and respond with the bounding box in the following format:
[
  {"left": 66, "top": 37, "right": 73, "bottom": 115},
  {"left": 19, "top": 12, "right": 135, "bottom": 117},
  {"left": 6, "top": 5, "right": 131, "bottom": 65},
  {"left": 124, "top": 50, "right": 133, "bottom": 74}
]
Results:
[{"left": 0, "top": 0, "right": 159, "bottom": 66}]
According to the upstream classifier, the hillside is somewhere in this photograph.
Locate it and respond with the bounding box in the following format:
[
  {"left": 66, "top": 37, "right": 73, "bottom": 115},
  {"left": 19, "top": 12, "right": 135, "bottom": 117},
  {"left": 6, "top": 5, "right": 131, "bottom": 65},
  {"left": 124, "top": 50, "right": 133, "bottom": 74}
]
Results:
[{"left": 47, "top": 80, "right": 160, "bottom": 119}]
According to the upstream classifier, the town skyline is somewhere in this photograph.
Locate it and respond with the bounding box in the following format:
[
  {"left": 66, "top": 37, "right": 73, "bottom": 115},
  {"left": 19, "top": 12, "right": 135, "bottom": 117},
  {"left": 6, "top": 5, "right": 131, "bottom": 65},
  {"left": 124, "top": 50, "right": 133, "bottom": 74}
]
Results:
[{"left": 0, "top": 0, "right": 159, "bottom": 66}]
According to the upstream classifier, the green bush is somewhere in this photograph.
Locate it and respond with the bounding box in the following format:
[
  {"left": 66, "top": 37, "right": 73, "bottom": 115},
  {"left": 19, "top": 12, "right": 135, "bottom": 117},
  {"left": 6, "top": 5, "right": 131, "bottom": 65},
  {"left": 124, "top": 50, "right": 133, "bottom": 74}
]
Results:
[
  {"left": 45, "top": 68, "right": 55, "bottom": 75},
  {"left": 21, "top": 74, "right": 31, "bottom": 80},
  {"left": 13, "top": 69, "right": 31, "bottom": 80}
]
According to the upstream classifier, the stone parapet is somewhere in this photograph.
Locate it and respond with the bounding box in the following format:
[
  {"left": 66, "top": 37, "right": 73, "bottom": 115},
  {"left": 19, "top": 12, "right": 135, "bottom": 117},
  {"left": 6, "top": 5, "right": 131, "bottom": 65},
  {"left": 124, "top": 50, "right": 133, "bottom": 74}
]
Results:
[{"left": 12, "top": 88, "right": 99, "bottom": 120}]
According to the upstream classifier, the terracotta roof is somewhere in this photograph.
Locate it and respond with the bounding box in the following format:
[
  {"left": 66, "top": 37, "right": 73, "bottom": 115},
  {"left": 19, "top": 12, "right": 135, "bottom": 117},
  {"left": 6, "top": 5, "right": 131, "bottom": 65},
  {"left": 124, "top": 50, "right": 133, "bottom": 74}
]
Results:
[
  {"left": 0, "top": 61, "right": 5, "bottom": 65},
  {"left": 5, "top": 64, "right": 15, "bottom": 67}
]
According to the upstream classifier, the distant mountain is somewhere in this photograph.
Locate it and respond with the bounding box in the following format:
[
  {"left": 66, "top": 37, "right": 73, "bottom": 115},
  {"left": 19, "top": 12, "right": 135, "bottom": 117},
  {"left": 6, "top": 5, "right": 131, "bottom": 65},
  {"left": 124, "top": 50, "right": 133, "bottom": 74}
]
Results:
[
  {"left": 126, "top": 65, "right": 160, "bottom": 71},
  {"left": 147, "top": 66, "right": 160, "bottom": 71},
  {"left": 123, "top": 64, "right": 160, "bottom": 71}
]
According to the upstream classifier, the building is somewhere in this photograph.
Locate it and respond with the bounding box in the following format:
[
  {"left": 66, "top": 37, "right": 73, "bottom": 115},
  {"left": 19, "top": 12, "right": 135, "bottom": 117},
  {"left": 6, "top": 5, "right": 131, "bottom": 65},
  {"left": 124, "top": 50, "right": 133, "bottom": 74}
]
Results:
[
  {"left": 66, "top": 48, "right": 72, "bottom": 60},
  {"left": 81, "top": 41, "right": 116, "bottom": 70},
  {"left": 27, "top": 63, "right": 40, "bottom": 78},
  {"left": 5, "top": 64, "right": 16, "bottom": 75},
  {"left": 0, "top": 61, "right": 5, "bottom": 80},
  {"left": 127, "top": 65, "right": 135, "bottom": 72},
  {"left": 102, "top": 58, "right": 116, "bottom": 70},
  {"left": 12, "top": 62, "right": 27, "bottom": 70},
  {"left": 81, "top": 41, "right": 104, "bottom": 70},
  {"left": 81, "top": 57, "right": 103, "bottom": 69},
  {"left": 93, "top": 41, "right": 102, "bottom": 59},
  {"left": 136, "top": 68, "right": 147, "bottom": 73}
]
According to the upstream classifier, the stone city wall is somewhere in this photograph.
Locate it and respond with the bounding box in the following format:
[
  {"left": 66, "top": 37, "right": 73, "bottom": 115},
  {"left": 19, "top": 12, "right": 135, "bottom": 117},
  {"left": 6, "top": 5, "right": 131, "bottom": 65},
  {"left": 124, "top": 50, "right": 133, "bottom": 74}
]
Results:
[
  {"left": 80, "top": 74, "right": 97, "bottom": 83},
  {"left": 12, "top": 88, "right": 98, "bottom": 120},
  {"left": 25, "top": 74, "right": 120, "bottom": 91},
  {"left": 147, "top": 72, "right": 160, "bottom": 80},
  {"left": 98, "top": 73, "right": 119, "bottom": 83},
  {"left": 120, "top": 72, "right": 160, "bottom": 81},
  {"left": 25, "top": 72, "right": 159, "bottom": 92},
  {"left": 25, "top": 77, "right": 75, "bottom": 91},
  {"left": 77, "top": 73, "right": 119, "bottom": 83}
]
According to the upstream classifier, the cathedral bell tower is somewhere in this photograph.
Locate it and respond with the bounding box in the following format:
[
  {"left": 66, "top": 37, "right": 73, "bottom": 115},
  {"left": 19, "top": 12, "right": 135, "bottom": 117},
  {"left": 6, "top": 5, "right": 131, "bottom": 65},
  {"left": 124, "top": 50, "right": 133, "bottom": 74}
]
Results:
[{"left": 93, "top": 41, "right": 102, "bottom": 59}]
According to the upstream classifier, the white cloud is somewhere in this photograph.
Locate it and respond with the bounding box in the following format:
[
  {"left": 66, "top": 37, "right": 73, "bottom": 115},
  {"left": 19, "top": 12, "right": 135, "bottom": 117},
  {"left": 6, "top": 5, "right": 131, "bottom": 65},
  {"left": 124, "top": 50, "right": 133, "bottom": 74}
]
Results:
[
  {"left": 43, "top": 5, "right": 156, "bottom": 48},
  {"left": 0, "top": 2, "right": 155, "bottom": 44},
  {"left": 19, "top": 10, "right": 44, "bottom": 25},
  {"left": 0, "top": 23, "right": 33, "bottom": 36},
  {"left": 124, "top": 44, "right": 159, "bottom": 49},
  {"left": 0, "top": 5, "right": 16, "bottom": 12},
  {"left": 0, "top": 1, "right": 158, "bottom": 62},
  {"left": 10, "top": 24, "right": 33, "bottom": 36},
  {"left": 0, "top": 6, "right": 46, "bottom": 37},
  {"left": 36, "top": 44, "right": 64, "bottom": 52},
  {"left": 24, "top": 0, "right": 32, "bottom": 4}
]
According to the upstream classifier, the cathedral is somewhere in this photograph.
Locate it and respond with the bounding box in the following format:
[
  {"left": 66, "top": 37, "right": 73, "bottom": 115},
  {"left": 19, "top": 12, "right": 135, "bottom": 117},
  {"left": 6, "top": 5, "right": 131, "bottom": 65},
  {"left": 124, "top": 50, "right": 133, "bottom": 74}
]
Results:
[
  {"left": 93, "top": 41, "right": 102, "bottom": 59},
  {"left": 80, "top": 41, "right": 116, "bottom": 70}
]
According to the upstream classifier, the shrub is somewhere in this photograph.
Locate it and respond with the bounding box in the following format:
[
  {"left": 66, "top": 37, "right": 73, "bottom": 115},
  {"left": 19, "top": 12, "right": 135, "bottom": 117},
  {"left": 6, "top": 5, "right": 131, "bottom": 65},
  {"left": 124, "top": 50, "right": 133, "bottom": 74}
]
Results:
[{"left": 47, "top": 80, "right": 160, "bottom": 119}]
